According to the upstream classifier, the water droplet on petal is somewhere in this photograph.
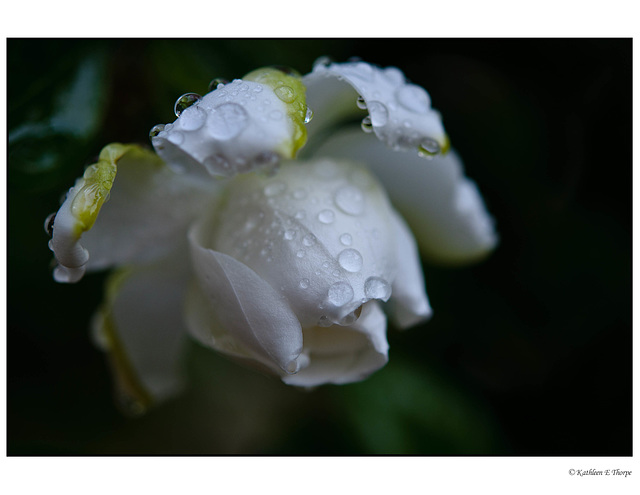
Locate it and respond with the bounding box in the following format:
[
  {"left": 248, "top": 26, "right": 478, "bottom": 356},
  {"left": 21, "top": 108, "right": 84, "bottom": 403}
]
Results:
[
  {"left": 367, "top": 101, "right": 389, "bottom": 127},
  {"left": 318, "top": 209, "right": 335, "bottom": 224},
  {"left": 254, "top": 151, "right": 281, "bottom": 175},
  {"left": 339, "top": 233, "right": 353, "bottom": 246},
  {"left": 296, "top": 250, "right": 306, "bottom": 258},
  {"left": 302, "top": 234, "right": 316, "bottom": 247},
  {"left": 284, "top": 229, "right": 297, "bottom": 241},
  {"left": 174, "top": 93, "right": 202, "bottom": 117},
  {"left": 418, "top": 138, "right": 441, "bottom": 158},
  {"left": 356, "top": 95, "right": 367, "bottom": 110},
  {"left": 318, "top": 315, "right": 332, "bottom": 327},
  {"left": 338, "top": 249, "right": 363, "bottom": 273},
  {"left": 148, "top": 124, "right": 165, "bottom": 139},
  {"left": 203, "top": 154, "right": 231, "bottom": 175},
  {"left": 44, "top": 212, "right": 56, "bottom": 236},
  {"left": 179, "top": 105, "right": 207, "bottom": 131},
  {"left": 299, "top": 278, "right": 310, "bottom": 289},
  {"left": 207, "top": 103, "right": 248, "bottom": 140},
  {"left": 334, "top": 186, "right": 364, "bottom": 216},
  {"left": 304, "top": 107, "right": 314, "bottom": 124},
  {"left": 208, "top": 77, "right": 229, "bottom": 92},
  {"left": 364, "top": 277, "right": 392, "bottom": 301},
  {"left": 275, "top": 85, "right": 295, "bottom": 103},
  {"left": 361, "top": 116, "right": 373, "bottom": 133},
  {"left": 327, "top": 282, "right": 354, "bottom": 307}
]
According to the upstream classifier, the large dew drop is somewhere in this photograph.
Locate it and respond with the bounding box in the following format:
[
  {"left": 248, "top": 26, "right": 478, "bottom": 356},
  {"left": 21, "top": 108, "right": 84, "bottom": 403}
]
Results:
[
  {"left": 275, "top": 85, "right": 295, "bottom": 103},
  {"left": 207, "top": 103, "right": 249, "bottom": 140},
  {"left": 338, "top": 249, "right": 363, "bottom": 273},
  {"left": 364, "top": 276, "right": 392, "bottom": 301},
  {"left": 327, "top": 281, "right": 354, "bottom": 307},
  {"left": 174, "top": 93, "right": 202, "bottom": 117},
  {"left": 180, "top": 105, "right": 207, "bottom": 131},
  {"left": 334, "top": 186, "right": 364, "bottom": 216}
]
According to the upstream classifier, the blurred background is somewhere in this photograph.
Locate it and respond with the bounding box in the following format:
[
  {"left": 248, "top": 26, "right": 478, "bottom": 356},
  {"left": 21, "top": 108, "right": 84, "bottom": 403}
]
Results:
[{"left": 7, "top": 39, "right": 631, "bottom": 455}]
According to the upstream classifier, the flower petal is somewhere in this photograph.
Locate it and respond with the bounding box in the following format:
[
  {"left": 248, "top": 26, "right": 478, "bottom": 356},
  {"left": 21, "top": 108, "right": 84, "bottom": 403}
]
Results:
[
  {"left": 47, "top": 143, "right": 217, "bottom": 282},
  {"left": 304, "top": 58, "right": 448, "bottom": 154},
  {"left": 187, "top": 219, "right": 304, "bottom": 375},
  {"left": 311, "top": 128, "right": 498, "bottom": 264},
  {"left": 91, "top": 252, "right": 190, "bottom": 414},
  {"left": 282, "top": 301, "right": 389, "bottom": 387},
  {"left": 151, "top": 67, "right": 309, "bottom": 178},
  {"left": 388, "top": 211, "right": 433, "bottom": 328},
  {"left": 207, "top": 158, "right": 400, "bottom": 327}
]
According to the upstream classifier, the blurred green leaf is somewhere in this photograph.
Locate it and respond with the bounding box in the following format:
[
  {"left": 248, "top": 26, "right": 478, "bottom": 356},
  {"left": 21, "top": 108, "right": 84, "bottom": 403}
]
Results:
[
  {"left": 335, "top": 356, "right": 506, "bottom": 454},
  {"left": 8, "top": 45, "right": 110, "bottom": 191}
]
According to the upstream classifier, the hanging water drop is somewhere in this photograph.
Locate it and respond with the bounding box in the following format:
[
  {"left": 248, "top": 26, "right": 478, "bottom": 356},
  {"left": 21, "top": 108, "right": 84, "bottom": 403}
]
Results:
[
  {"left": 44, "top": 212, "right": 56, "bottom": 236},
  {"left": 418, "top": 138, "right": 441, "bottom": 158},
  {"left": 304, "top": 106, "right": 314, "bottom": 124},
  {"left": 208, "top": 77, "right": 229, "bottom": 92},
  {"left": 356, "top": 95, "right": 367, "bottom": 110},
  {"left": 361, "top": 115, "right": 373, "bottom": 133},
  {"left": 364, "top": 276, "right": 392, "bottom": 301},
  {"left": 148, "top": 124, "right": 165, "bottom": 139},
  {"left": 174, "top": 92, "right": 202, "bottom": 117}
]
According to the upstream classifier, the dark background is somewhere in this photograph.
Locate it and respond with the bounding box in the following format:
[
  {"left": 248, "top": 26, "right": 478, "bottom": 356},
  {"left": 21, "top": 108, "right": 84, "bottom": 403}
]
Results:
[{"left": 7, "top": 39, "right": 632, "bottom": 455}]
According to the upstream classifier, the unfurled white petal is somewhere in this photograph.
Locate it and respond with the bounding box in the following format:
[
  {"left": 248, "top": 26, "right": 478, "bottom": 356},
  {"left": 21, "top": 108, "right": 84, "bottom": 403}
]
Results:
[
  {"left": 282, "top": 301, "right": 389, "bottom": 387},
  {"left": 188, "top": 220, "right": 304, "bottom": 374},
  {"left": 152, "top": 67, "right": 309, "bottom": 178},
  {"left": 304, "top": 59, "right": 448, "bottom": 155},
  {"left": 91, "top": 250, "right": 191, "bottom": 413},
  {"left": 47, "top": 143, "right": 218, "bottom": 282},
  {"left": 311, "top": 128, "right": 498, "bottom": 264}
]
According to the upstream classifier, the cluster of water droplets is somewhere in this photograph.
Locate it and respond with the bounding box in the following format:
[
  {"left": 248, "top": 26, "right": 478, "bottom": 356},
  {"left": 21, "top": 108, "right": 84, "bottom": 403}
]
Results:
[
  {"left": 311, "top": 56, "right": 447, "bottom": 160},
  {"left": 147, "top": 73, "right": 314, "bottom": 177},
  {"left": 210, "top": 158, "right": 395, "bottom": 329}
]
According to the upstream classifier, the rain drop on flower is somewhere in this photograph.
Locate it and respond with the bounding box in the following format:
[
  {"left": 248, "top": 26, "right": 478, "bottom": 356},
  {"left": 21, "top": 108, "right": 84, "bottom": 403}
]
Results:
[
  {"left": 275, "top": 85, "right": 295, "bottom": 103},
  {"left": 174, "top": 93, "right": 202, "bottom": 117},
  {"left": 327, "top": 282, "right": 354, "bottom": 307},
  {"left": 356, "top": 96, "right": 367, "bottom": 110},
  {"left": 361, "top": 116, "right": 373, "bottom": 133},
  {"left": 418, "top": 138, "right": 441, "bottom": 158},
  {"left": 318, "top": 209, "right": 335, "bottom": 224},
  {"left": 364, "top": 276, "right": 392, "bottom": 301},
  {"left": 208, "top": 77, "right": 229, "bottom": 92},
  {"left": 338, "top": 249, "right": 363, "bottom": 273},
  {"left": 304, "top": 107, "right": 314, "bottom": 124},
  {"left": 148, "top": 124, "right": 165, "bottom": 139},
  {"left": 44, "top": 212, "right": 56, "bottom": 237}
]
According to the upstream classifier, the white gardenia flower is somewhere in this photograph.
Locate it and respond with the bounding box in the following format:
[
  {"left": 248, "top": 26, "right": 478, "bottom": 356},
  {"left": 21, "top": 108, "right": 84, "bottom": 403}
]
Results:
[{"left": 46, "top": 59, "right": 497, "bottom": 409}]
